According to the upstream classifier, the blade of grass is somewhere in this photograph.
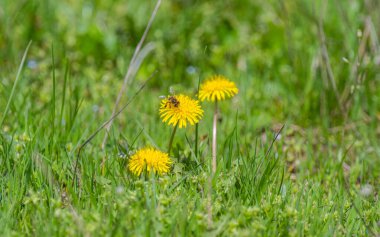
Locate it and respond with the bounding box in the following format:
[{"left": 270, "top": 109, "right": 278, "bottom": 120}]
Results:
[
  {"left": 195, "top": 75, "right": 201, "bottom": 161},
  {"left": 102, "top": 0, "right": 162, "bottom": 148},
  {"left": 59, "top": 59, "right": 69, "bottom": 135},
  {"left": 0, "top": 41, "right": 32, "bottom": 127},
  {"left": 50, "top": 44, "right": 56, "bottom": 151}
]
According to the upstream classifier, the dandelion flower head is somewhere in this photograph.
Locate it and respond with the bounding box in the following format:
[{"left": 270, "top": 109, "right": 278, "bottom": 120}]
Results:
[
  {"left": 128, "top": 147, "right": 171, "bottom": 176},
  {"left": 198, "top": 75, "right": 238, "bottom": 102},
  {"left": 159, "top": 94, "right": 203, "bottom": 128}
]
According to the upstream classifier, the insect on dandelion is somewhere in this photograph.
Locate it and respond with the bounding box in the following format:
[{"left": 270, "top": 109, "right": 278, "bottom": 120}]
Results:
[
  {"left": 159, "top": 94, "right": 203, "bottom": 154},
  {"left": 128, "top": 147, "right": 172, "bottom": 176},
  {"left": 159, "top": 94, "right": 203, "bottom": 128},
  {"left": 199, "top": 75, "right": 238, "bottom": 174}
]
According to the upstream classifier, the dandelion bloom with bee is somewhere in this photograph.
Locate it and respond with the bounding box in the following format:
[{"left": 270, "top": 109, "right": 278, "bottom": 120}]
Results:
[
  {"left": 128, "top": 147, "right": 172, "bottom": 176},
  {"left": 159, "top": 94, "right": 203, "bottom": 128}
]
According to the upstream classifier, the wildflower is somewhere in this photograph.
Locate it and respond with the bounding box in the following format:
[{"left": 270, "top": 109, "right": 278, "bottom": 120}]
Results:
[
  {"left": 199, "top": 75, "right": 238, "bottom": 174},
  {"left": 128, "top": 147, "right": 171, "bottom": 176},
  {"left": 198, "top": 75, "right": 238, "bottom": 102},
  {"left": 159, "top": 94, "right": 203, "bottom": 128}
]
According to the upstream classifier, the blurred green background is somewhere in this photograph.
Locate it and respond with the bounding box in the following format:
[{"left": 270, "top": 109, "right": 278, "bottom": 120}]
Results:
[{"left": 2, "top": 0, "right": 379, "bottom": 127}]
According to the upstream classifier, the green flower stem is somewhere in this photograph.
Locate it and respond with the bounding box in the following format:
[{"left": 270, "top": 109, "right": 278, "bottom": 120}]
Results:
[
  {"left": 208, "top": 100, "right": 219, "bottom": 226},
  {"left": 195, "top": 123, "right": 199, "bottom": 161},
  {"left": 168, "top": 122, "right": 179, "bottom": 155},
  {"left": 212, "top": 100, "right": 218, "bottom": 174}
]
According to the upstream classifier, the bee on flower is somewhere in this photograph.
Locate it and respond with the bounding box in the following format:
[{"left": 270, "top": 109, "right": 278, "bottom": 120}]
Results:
[
  {"left": 159, "top": 94, "right": 203, "bottom": 128},
  {"left": 159, "top": 93, "right": 204, "bottom": 154}
]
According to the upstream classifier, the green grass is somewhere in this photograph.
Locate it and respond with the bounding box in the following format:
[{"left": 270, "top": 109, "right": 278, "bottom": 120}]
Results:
[{"left": 1, "top": 0, "right": 380, "bottom": 236}]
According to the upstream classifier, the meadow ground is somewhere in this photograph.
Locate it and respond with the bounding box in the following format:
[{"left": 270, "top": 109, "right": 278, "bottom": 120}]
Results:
[{"left": 0, "top": 0, "right": 379, "bottom": 236}]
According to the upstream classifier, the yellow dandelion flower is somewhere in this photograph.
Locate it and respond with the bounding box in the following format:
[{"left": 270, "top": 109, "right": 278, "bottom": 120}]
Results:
[
  {"left": 128, "top": 147, "right": 171, "bottom": 176},
  {"left": 198, "top": 75, "right": 238, "bottom": 102},
  {"left": 159, "top": 94, "right": 203, "bottom": 128}
]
